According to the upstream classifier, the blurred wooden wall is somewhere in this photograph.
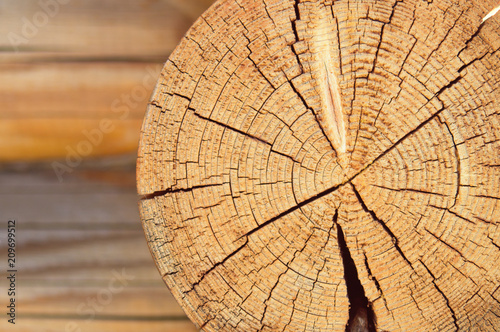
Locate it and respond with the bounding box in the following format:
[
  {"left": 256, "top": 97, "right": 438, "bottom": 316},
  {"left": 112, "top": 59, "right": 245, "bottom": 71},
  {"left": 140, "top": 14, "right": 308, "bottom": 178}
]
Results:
[
  {"left": 0, "top": 167, "right": 200, "bottom": 332},
  {"left": 0, "top": 0, "right": 215, "bottom": 162},
  {"left": 0, "top": 0, "right": 215, "bottom": 331}
]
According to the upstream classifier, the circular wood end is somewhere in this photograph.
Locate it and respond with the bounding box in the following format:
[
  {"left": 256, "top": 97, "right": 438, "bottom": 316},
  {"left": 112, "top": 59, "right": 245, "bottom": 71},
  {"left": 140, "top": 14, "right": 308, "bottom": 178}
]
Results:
[{"left": 137, "top": 0, "right": 500, "bottom": 331}]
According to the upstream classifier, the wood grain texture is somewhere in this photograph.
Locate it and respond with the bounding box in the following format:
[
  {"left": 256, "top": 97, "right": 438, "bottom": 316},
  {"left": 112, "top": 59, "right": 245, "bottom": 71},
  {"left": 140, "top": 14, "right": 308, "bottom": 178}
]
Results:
[
  {"left": 0, "top": 168, "right": 197, "bottom": 331},
  {"left": 0, "top": 0, "right": 213, "bottom": 59},
  {"left": 0, "top": 0, "right": 215, "bottom": 162},
  {"left": 0, "top": 320, "right": 198, "bottom": 332},
  {"left": 137, "top": 0, "right": 500, "bottom": 331}
]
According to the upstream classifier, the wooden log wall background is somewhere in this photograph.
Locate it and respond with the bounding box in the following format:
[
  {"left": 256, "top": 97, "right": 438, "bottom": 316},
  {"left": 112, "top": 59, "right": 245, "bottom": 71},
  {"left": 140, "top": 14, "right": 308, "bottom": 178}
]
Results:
[{"left": 0, "top": 0, "right": 215, "bottom": 331}]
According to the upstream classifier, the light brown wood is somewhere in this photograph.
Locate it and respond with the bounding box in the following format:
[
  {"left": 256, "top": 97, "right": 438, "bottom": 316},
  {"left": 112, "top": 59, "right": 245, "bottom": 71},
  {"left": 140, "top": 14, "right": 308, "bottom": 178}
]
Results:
[
  {"left": 138, "top": 0, "right": 500, "bottom": 331},
  {"left": 0, "top": 0, "right": 210, "bottom": 60},
  {"left": 0, "top": 0, "right": 216, "bottom": 162},
  {"left": 0, "top": 168, "right": 196, "bottom": 331},
  {"left": 0, "top": 320, "right": 198, "bottom": 332}
]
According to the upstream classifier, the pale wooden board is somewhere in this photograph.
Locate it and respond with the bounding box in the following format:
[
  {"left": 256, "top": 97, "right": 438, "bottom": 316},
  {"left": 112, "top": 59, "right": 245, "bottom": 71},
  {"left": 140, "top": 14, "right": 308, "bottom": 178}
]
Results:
[
  {"left": 0, "top": 63, "right": 157, "bottom": 161},
  {"left": 2, "top": 281, "right": 188, "bottom": 317},
  {"left": 0, "top": 319, "right": 199, "bottom": 332},
  {"left": 0, "top": 0, "right": 212, "bottom": 59},
  {"left": 0, "top": 167, "right": 199, "bottom": 331},
  {"left": 0, "top": 168, "right": 140, "bottom": 225},
  {"left": 0, "top": 62, "right": 162, "bottom": 118}
]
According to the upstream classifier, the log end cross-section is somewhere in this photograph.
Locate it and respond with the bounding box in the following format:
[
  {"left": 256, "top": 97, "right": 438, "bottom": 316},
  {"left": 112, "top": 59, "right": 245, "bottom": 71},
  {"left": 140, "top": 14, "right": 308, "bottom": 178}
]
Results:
[{"left": 137, "top": 0, "right": 500, "bottom": 331}]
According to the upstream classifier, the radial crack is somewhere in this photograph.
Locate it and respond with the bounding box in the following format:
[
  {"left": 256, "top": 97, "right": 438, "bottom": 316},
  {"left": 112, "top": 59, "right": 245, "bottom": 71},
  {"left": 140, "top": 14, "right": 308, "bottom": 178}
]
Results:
[
  {"left": 420, "top": 260, "right": 459, "bottom": 331},
  {"left": 440, "top": 119, "right": 461, "bottom": 208},
  {"left": 363, "top": 252, "right": 389, "bottom": 312},
  {"left": 351, "top": 183, "right": 413, "bottom": 268},
  {"left": 348, "top": 101, "right": 447, "bottom": 184},
  {"left": 487, "top": 234, "right": 500, "bottom": 251},
  {"left": 237, "top": 181, "right": 344, "bottom": 241},
  {"left": 192, "top": 111, "right": 271, "bottom": 146},
  {"left": 334, "top": 211, "right": 376, "bottom": 332},
  {"left": 369, "top": 0, "right": 400, "bottom": 75},
  {"left": 193, "top": 110, "right": 300, "bottom": 163},
  {"left": 261, "top": 230, "right": 314, "bottom": 328},
  {"left": 140, "top": 183, "right": 222, "bottom": 200},
  {"left": 291, "top": 0, "right": 304, "bottom": 71},
  {"left": 186, "top": 237, "right": 249, "bottom": 293}
]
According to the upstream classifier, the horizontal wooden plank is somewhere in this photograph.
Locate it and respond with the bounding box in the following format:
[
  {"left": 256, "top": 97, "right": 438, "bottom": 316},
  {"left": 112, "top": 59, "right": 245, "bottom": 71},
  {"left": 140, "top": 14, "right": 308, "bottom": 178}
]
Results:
[
  {"left": 0, "top": 284, "right": 186, "bottom": 317},
  {"left": 0, "top": 62, "right": 162, "bottom": 118},
  {"left": 0, "top": 168, "right": 136, "bottom": 194},
  {"left": 0, "top": 62, "right": 162, "bottom": 161},
  {"left": 0, "top": 119, "right": 144, "bottom": 161},
  {"left": 0, "top": 319, "right": 198, "bottom": 332},
  {"left": 0, "top": 191, "right": 140, "bottom": 224},
  {"left": 0, "top": 230, "right": 162, "bottom": 284},
  {"left": 0, "top": 167, "right": 139, "bottom": 226},
  {"left": 0, "top": 0, "right": 214, "bottom": 60}
]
